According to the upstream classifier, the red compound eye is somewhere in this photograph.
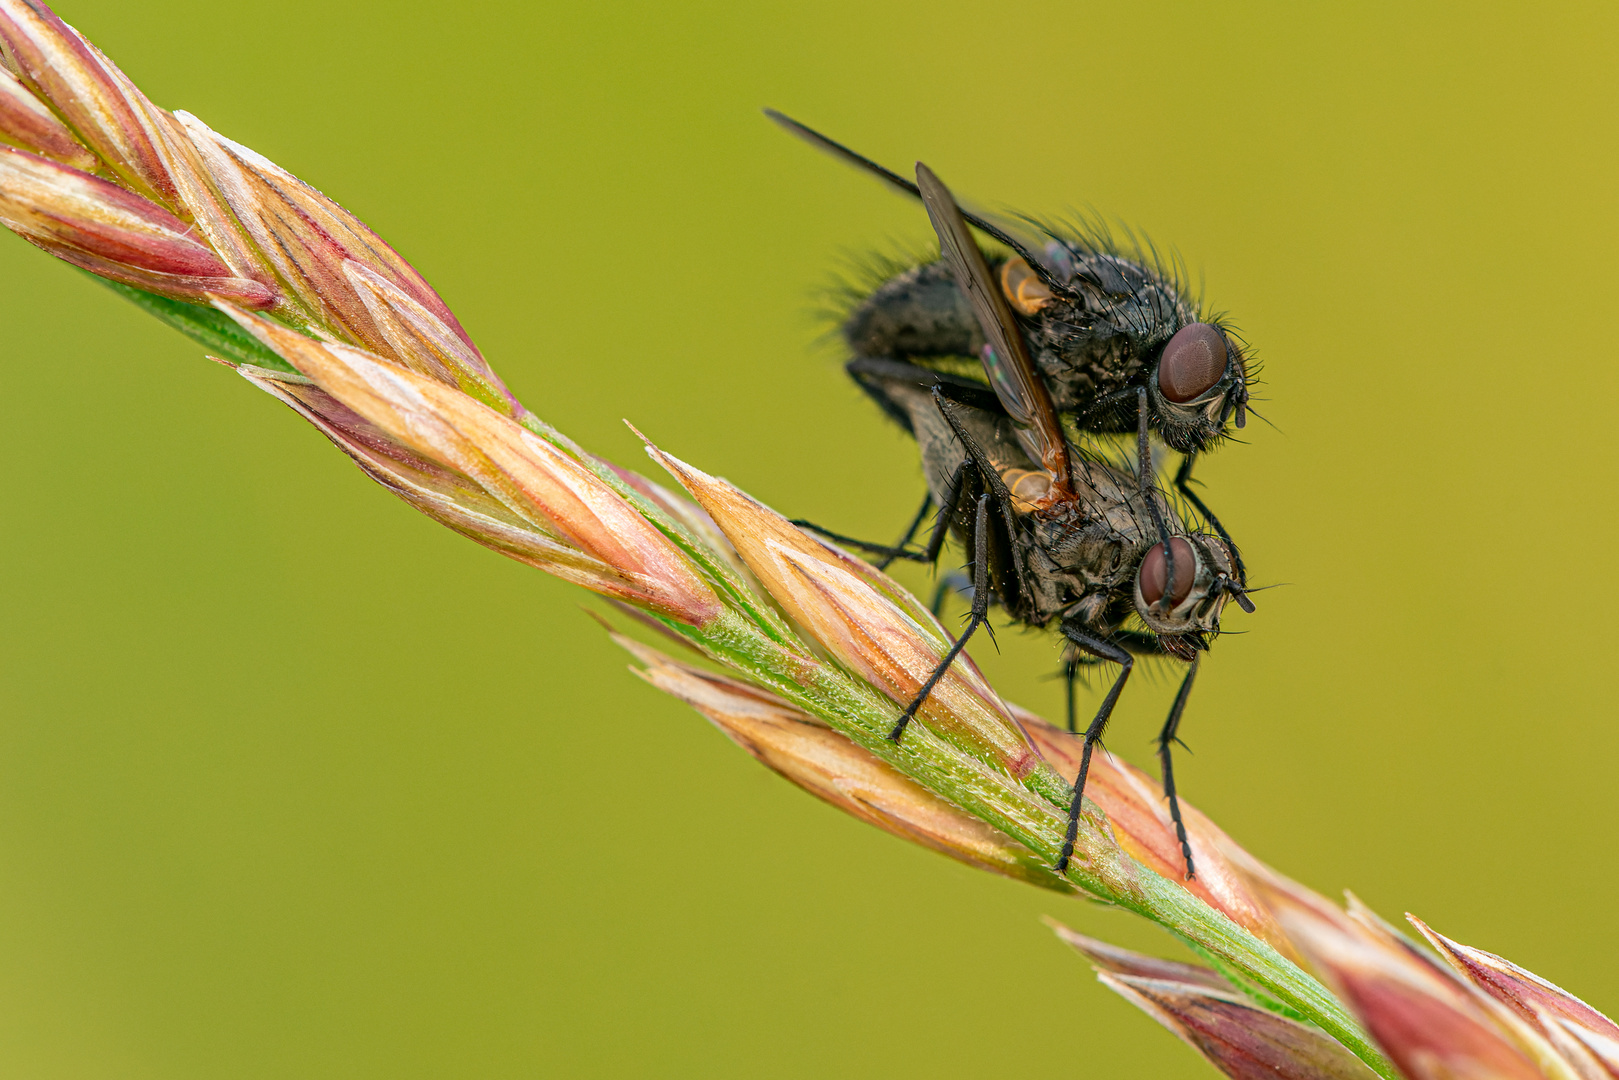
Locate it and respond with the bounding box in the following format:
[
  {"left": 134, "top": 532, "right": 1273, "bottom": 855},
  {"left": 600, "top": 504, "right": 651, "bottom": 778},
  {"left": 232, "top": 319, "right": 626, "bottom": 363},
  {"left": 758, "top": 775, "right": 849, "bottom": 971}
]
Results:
[
  {"left": 1139, "top": 538, "right": 1197, "bottom": 608},
  {"left": 1157, "top": 323, "right": 1229, "bottom": 403}
]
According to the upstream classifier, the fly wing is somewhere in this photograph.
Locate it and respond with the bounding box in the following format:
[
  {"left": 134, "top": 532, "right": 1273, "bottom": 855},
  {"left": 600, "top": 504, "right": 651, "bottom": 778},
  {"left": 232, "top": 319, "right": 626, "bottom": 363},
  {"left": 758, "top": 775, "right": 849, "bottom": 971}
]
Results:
[
  {"left": 914, "top": 162, "right": 1072, "bottom": 493},
  {"left": 842, "top": 362, "right": 1035, "bottom": 617},
  {"left": 763, "top": 110, "right": 1070, "bottom": 294},
  {"left": 848, "top": 359, "right": 1026, "bottom": 503}
]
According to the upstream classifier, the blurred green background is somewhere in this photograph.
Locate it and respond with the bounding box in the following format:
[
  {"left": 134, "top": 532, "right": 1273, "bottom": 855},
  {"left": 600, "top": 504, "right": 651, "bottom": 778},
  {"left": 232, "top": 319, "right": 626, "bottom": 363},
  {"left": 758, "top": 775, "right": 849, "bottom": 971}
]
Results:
[{"left": 1, "top": 1, "right": 1615, "bottom": 1076}]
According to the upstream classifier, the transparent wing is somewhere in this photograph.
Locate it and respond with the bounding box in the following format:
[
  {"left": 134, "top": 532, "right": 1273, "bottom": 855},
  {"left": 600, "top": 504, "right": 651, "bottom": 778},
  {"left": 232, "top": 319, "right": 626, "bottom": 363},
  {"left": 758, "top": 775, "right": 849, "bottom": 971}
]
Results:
[{"left": 914, "top": 162, "right": 1072, "bottom": 492}]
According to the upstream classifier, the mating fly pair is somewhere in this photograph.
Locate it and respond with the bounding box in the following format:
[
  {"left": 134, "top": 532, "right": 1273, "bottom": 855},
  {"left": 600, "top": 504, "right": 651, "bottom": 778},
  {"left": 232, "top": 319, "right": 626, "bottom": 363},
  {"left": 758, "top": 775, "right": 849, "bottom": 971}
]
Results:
[{"left": 768, "top": 112, "right": 1257, "bottom": 877}]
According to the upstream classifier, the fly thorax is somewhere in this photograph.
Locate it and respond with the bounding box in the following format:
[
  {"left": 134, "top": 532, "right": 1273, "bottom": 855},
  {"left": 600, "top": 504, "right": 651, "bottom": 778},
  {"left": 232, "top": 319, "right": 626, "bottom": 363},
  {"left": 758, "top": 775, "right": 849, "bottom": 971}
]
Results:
[
  {"left": 1132, "top": 534, "right": 1239, "bottom": 637},
  {"left": 1024, "top": 504, "right": 1131, "bottom": 594},
  {"left": 1031, "top": 328, "right": 1136, "bottom": 413}
]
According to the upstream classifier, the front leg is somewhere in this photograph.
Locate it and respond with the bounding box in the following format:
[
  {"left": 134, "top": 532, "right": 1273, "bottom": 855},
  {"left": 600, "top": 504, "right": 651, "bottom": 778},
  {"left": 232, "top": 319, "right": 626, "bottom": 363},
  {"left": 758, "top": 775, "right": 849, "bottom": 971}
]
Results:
[
  {"left": 876, "top": 492, "right": 935, "bottom": 571},
  {"left": 791, "top": 490, "right": 933, "bottom": 565},
  {"left": 890, "top": 492, "right": 995, "bottom": 742},
  {"left": 930, "top": 571, "right": 973, "bottom": 618},
  {"left": 1054, "top": 625, "right": 1135, "bottom": 874},
  {"left": 1136, "top": 387, "right": 1179, "bottom": 616},
  {"left": 1066, "top": 633, "right": 1204, "bottom": 879},
  {"left": 1158, "top": 658, "right": 1200, "bottom": 880},
  {"left": 1173, "top": 454, "right": 1248, "bottom": 588},
  {"left": 792, "top": 461, "right": 969, "bottom": 569}
]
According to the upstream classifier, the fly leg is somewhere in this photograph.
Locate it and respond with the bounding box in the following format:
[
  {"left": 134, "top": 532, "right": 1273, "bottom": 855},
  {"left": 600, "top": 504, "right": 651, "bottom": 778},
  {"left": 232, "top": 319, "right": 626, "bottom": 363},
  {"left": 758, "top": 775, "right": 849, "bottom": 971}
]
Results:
[
  {"left": 1064, "top": 657, "right": 1078, "bottom": 735},
  {"left": 931, "top": 572, "right": 973, "bottom": 617},
  {"left": 1055, "top": 627, "right": 1135, "bottom": 873},
  {"left": 1174, "top": 455, "right": 1252, "bottom": 601},
  {"left": 1059, "top": 648, "right": 1106, "bottom": 734},
  {"left": 931, "top": 386, "right": 1033, "bottom": 608},
  {"left": 790, "top": 494, "right": 930, "bottom": 564},
  {"left": 876, "top": 492, "right": 934, "bottom": 570},
  {"left": 793, "top": 463, "right": 969, "bottom": 569},
  {"left": 1137, "top": 387, "right": 1179, "bottom": 615},
  {"left": 889, "top": 492, "right": 994, "bottom": 742},
  {"left": 1158, "top": 658, "right": 1200, "bottom": 879}
]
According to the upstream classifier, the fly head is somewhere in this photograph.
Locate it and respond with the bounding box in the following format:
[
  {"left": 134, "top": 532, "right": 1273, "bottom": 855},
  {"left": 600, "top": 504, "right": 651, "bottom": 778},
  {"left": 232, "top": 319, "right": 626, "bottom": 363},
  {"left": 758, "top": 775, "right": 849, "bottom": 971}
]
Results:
[
  {"left": 999, "top": 252, "right": 1250, "bottom": 455},
  {"left": 1132, "top": 533, "right": 1245, "bottom": 647}
]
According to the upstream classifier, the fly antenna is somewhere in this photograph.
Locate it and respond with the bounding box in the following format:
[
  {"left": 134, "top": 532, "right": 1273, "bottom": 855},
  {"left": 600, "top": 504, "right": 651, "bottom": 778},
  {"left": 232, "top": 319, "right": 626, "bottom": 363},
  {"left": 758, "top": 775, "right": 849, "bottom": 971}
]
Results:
[
  {"left": 1214, "top": 574, "right": 1257, "bottom": 614},
  {"left": 1242, "top": 405, "right": 1282, "bottom": 434}
]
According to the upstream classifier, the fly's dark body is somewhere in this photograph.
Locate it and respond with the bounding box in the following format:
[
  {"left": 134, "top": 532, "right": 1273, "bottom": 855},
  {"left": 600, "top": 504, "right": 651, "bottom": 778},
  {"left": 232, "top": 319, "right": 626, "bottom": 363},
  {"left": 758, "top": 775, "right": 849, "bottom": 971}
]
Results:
[
  {"left": 844, "top": 242, "right": 1243, "bottom": 457},
  {"left": 860, "top": 362, "right": 1238, "bottom": 655},
  {"left": 769, "top": 112, "right": 1259, "bottom": 877},
  {"left": 769, "top": 112, "right": 1252, "bottom": 466}
]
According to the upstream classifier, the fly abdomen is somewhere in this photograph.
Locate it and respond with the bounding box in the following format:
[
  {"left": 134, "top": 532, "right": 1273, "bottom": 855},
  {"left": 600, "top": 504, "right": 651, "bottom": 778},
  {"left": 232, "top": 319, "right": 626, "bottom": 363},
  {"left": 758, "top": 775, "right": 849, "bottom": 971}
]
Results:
[{"left": 843, "top": 261, "right": 981, "bottom": 361}]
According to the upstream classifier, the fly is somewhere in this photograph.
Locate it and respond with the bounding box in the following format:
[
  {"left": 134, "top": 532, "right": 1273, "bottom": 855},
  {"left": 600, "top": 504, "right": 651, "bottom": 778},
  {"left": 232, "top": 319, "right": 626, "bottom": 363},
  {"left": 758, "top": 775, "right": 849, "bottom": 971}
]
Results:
[
  {"left": 771, "top": 117, "right": 1258, "bottom": 876},
  {"left": 768, "top": 110, "right": 1255, "bottom": 585}
]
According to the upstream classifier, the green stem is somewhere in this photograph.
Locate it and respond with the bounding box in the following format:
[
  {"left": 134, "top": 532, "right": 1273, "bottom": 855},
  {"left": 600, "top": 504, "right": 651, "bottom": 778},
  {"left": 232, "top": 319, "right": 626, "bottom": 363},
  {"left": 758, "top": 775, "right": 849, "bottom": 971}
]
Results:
[
  {"left": 91, "top": 275, "right": 297, "bottom": 372},
  {"left": 93, "top": 270, "right": 1389, "bottom": 1076},
  {"left": 690, "top": 609, "right": 1396, "bottom": 1079},
  {"left": 1123, "top": 865, "right": 1397, "bottom": 1079}
]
